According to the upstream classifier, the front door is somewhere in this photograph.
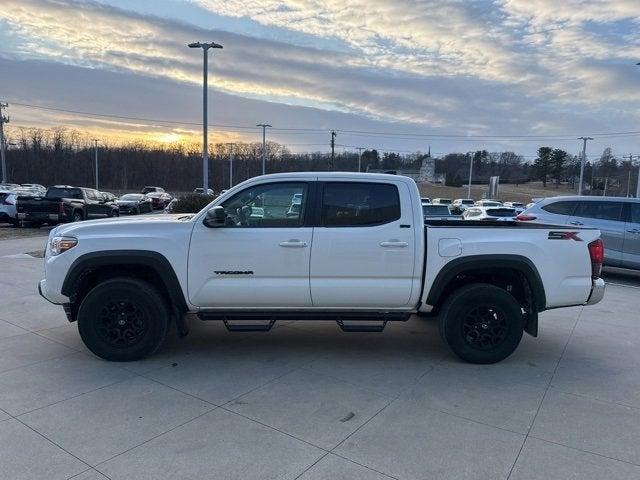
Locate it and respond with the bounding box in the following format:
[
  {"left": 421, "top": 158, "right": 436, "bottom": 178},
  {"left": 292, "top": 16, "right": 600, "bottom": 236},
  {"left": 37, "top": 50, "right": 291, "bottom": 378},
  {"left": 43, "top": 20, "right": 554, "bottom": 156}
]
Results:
[
  {"left": 188, "top": 181, "right": 313, "bottom": 308},
  {"left": 623, "top": 203, "right": 640, "bottom": 269},
  {"left": 310, "top": 180, "right": 417, "bottom": 308}
]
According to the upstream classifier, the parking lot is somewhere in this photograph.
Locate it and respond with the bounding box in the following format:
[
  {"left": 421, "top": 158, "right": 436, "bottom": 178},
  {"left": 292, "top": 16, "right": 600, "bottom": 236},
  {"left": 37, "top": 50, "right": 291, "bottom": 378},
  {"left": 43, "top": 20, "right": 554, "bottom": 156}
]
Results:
[{"left": 1, "top": 233, "right": 639, "bottom": 480}]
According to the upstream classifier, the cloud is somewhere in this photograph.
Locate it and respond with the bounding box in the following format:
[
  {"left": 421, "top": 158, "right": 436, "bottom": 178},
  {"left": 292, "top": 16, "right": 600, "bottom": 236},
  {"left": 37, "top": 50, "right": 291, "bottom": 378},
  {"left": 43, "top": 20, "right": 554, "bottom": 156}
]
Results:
[{"left": 0, "top": 0, "right": 639, "bottom": 157}]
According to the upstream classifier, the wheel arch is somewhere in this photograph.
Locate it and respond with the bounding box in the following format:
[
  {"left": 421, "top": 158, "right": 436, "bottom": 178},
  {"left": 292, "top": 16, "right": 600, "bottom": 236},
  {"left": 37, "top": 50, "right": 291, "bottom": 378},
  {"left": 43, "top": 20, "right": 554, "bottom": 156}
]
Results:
[
  {"left": 425, "top": 254, "right": 546, "bottom": 322},
  {"left": 61, "top": 250, "right": 188, "bottom": 321}
]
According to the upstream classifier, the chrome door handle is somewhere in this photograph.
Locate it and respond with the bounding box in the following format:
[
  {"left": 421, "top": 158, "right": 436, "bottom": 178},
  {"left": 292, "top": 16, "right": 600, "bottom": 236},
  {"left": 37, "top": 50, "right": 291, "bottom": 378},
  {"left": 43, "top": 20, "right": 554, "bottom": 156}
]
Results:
[
  {"left": 569, "top": 221, "right": 583, "bottom": 226},
  {"left": 279, "top": 240, "right": 308, "bottom": 248},
  {"left": 380, "top": 240, "right": 409, "bottom": 248}
]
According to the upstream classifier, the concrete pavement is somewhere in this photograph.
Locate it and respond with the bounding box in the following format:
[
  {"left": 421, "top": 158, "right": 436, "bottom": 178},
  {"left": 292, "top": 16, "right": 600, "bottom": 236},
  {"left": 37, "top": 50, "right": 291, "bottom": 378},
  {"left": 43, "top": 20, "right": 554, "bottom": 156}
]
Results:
[{"left": 1, "top": 239, "right": 639, "bottom": 479}]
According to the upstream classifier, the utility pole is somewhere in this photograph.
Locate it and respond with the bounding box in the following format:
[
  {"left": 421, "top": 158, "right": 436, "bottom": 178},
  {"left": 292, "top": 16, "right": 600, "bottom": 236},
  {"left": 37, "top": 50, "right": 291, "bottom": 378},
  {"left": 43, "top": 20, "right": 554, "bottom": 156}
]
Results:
[
  {"left": 577, "top": 136, "right": 593, "bottom": 195},
  {"left": 92, "top": 139, "right": 99, "bottom": 190},
  {"left": 188, "top": 41, "right": 223, "bottom": 193},
  {"left": 256, "top": 123, "right": 271, "bottom": 175},
  {"left": 623, "top": 154, "right": 635, "bottom": 197},
  {"left": 330, "top": 131, "right": 337, "bottom": 171},
  {"left": 467, "top": 151, "right": 474, "bottom": 199},
  {"left": 0, "top": 102, "right": 9, "bottom": 184},
  {"left": 356, "top": 147, "right": 365, "bottom": 172}
]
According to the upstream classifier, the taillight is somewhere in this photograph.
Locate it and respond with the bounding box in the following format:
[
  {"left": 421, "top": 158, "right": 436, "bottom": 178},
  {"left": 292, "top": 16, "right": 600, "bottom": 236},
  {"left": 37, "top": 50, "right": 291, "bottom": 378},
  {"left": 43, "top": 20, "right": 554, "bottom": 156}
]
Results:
[
  {"left": 588, "top": 239, "right": 604, "bottom": 279},
  {"left": 516, "top": 214, "right": 536, "bottom": 221},
  {"left": 59, "top": 202, "right": 65, "bottom": 214}
]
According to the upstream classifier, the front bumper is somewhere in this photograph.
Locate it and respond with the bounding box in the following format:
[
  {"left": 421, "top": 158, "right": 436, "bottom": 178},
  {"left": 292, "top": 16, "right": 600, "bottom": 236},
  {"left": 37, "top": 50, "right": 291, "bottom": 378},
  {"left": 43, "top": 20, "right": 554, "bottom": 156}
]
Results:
[
  {"left": 38, "top": 279, "right": 67, "bottom": 305},
  {"left": 585, "top": 277, "right": 605, "bottom": 306}
]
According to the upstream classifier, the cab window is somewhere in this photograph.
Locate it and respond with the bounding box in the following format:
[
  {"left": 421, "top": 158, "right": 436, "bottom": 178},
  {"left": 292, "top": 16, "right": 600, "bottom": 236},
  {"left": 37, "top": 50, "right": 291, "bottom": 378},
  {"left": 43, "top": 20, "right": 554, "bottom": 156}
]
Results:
[
  {"left": 321, "top": 182, "right": 400, "bottom": 227},
  {"left": 220, "top": 182, "right": 307, "bottom": 227}
]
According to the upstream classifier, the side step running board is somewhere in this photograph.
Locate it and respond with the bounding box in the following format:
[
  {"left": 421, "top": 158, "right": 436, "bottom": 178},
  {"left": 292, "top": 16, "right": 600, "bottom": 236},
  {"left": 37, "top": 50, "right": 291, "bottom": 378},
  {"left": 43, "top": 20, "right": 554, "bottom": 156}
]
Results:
[
  {"left": 197, "top": 311, "right": 409, "bottom": 333},
  {"left": 337, "top": 319, "right": 387, "bottom": 332}
]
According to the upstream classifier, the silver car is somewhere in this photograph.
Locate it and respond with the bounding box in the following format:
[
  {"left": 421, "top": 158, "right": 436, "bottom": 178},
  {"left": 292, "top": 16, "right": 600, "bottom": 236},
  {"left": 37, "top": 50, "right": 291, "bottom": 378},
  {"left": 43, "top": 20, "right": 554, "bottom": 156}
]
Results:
[{"left": 521, "top": 196, "right": 640, "bottom": 269}]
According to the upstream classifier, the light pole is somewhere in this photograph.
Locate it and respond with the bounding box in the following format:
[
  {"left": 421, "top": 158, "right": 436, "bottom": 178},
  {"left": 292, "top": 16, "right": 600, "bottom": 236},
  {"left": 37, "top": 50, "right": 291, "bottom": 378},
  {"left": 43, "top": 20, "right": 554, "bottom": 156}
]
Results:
[
  {"left": 356, "top": 147, "right": 365, "bottom": 172},
  {"left": 256, "top": 124, "right": 271, "bottom": 175},
  {"left": 226, "top": 142, "right": 235, "bottom": 188},
  {"left": 92, "top": 139, "right": 99, "bottom": 190},
  {"left": 577, "top": 136, "right": 593, "bottom": 195},
  {"left": 467, "top": 151, "right": 474, "bottom": 199},
  {"left": 188, "top": 41, "right": 223, "bottom": 192},
  {"left": 0, "top": 102, "right": 9, "bottom": 184}
]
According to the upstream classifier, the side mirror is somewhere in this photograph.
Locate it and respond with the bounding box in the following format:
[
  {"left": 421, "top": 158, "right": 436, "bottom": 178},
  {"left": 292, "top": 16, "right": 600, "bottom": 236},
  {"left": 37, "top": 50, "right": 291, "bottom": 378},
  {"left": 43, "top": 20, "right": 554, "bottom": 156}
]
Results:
[{"left": 203, "top": 206, "right": 226, "bottom": 228}]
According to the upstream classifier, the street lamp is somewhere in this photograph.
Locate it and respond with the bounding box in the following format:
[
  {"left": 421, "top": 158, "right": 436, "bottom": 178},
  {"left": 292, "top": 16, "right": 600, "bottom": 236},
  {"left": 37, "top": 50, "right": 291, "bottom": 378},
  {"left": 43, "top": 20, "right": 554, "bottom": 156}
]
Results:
[
  {"left": 92, "top": 139, "right": 100, "bottom": 190},
  {"left": 188, "top": 41, "right": 223, "bottom": 192},
  {"left": 256, "top": 124, "right": 272, "bottom": 175}
]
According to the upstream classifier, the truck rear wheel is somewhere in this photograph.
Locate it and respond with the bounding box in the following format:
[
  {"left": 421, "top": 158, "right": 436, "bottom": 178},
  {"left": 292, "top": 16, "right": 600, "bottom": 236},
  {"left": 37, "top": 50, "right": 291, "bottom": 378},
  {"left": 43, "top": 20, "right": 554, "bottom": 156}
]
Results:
[
  {"left": 438, "top": 283, "right": 524, "bottom": 364},
  {"left": 77, "top": 278, "right": 169, "bottom": 361}
]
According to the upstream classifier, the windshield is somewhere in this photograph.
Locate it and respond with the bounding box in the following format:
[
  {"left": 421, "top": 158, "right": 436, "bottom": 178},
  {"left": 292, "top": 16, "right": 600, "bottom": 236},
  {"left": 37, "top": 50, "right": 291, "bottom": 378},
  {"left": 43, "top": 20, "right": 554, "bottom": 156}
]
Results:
[
  {"left": 436, "top": 199, "right": 452, "bottom": 205},
  {"left": 121, "top": 194, "right": 143, "bottom": 201},
  {"left": 461, "top": 200, "right": 474, "bottom": 205},
  {"left": 423, "top": 205, "right": 451, "bottom": 216},
  {"left": 45, "top": 187, "right": 82, "bottom": 199}
]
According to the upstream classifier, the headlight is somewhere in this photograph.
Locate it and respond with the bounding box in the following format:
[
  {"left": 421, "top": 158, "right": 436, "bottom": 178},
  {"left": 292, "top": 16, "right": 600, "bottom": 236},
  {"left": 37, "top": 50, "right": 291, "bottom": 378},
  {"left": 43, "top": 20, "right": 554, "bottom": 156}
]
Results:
[{"left": 49, "top": 236, "right": 77, "bottom": 256}]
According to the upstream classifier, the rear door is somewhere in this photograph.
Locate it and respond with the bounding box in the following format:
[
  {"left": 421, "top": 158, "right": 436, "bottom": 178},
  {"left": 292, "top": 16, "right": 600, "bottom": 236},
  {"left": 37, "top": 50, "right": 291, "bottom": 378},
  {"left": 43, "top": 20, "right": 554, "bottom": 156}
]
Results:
[
  {"left": 568, "top": 200, "right": 626, "bottom": 266},
  {"left": 310, "top": 180, "right": 416, "bottom": 308},
  {"left": 623, "top": 203, "right": 640, "bottom": 269},
  {"left": 537, "top": 199, "right": 579, "bottom": 225}
]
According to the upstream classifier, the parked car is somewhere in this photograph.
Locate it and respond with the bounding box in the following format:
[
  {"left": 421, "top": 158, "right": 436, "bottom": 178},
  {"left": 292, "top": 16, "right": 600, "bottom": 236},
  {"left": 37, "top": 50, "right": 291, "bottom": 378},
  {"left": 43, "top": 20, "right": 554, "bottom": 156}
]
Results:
[
  {"left": 193, "top": 188, "right": 214, "bottom": 195},
  {"left": 142, "top": 186, "right": 165, "bottom": 194},
  {"left": 422, "top": 204, "right": 458, "bottom": 220},
  {"left": 463, "top": 206, "right": 517, "bottom": 221},
  {"left": 451, "top": 198, "right": 475, "bottom": 214},
  {"left": 39, "top": 172, "right": 605, "bottom": 365},
  {"left": 146, "top": 191, "right": 173, "bottom": 210},
  {"left": 21, "top": 184, "right": 47, "bottom": 196},
  {"left": 503, "top": 202, "right": 526, "bottom": 214},
  {"left": 0, "top": 183, "right": 20, "bottom": 192},
  {"left": 519, "top": 196, "right": 640, "bottom": 269},
  {"left": 100, "top": 191, "right": 117, "bottom": 202},
  {"left": 421, "top": 197, "right": 431, "bottom": 205},
  {"left": 475, "top": 199, "right": 503, "bottom": 207},
  {"left": 116, "top": 194, "right": 153, "bottom": 214},
  {"left": 16, "top": 186, "right": 119, "bottom": 225},
  {"left": 2, "top": 188, "right": 47, "bottom": 225},
  {"left": 432, "top": 198, "right": 452, "bottom": 205}
]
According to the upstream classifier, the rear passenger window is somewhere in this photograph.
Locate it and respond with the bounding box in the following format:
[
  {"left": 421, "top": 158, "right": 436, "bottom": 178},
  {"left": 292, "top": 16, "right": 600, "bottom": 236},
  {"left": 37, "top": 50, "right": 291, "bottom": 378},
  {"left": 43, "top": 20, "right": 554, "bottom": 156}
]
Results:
[
  {"left": 574, "top": 201, "right": 624, "bottom": 222},
  {"left": 541, "top": 201, "right": 577, "bottom": 216},
  {"left": 322, "top": 183, "right": 400, "bottom": 226}
]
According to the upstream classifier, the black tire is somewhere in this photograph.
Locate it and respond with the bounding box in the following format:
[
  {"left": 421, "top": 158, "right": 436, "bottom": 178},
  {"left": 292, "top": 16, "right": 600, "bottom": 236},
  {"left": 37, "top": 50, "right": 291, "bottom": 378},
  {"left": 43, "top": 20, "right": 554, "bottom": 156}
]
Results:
[
  {"left": 438, "top": 283, "right": 524, "bottom": 364},
  {"left": 77, "top": 278, "right": 170, "bottom": 361},
  {"left": 71, "top": 210, "right": 83, "bottom": 222},
  {"left": 133, "top": 207, "right": 140, "bottom": 215}
]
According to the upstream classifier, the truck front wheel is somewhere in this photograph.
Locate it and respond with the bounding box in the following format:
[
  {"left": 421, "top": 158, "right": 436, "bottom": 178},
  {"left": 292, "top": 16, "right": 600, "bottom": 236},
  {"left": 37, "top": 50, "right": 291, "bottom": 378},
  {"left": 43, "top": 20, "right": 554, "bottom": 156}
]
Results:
[
  {"left": 438, "top": 283, "right": 524, "bottom": 364},
  {"left": 77, "top": 278, "right": 169, "bottom": 361}
]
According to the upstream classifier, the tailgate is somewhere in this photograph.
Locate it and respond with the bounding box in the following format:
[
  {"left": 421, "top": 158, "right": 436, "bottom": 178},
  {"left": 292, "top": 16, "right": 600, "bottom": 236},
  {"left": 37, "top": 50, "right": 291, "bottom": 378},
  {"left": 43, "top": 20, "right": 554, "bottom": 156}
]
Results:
[{"left": 16, "top": 198, "right": 61, "bottom": 214}]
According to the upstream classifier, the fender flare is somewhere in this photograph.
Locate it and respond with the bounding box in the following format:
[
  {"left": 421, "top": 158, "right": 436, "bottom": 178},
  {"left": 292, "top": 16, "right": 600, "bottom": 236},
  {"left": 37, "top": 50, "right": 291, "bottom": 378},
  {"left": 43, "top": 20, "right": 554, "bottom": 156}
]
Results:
[
  {"left": 61, "top": 250, "right": 188, "bottom": 312},
  {"left": 425, "top": 254, "right": 546, "bottom": 312}
]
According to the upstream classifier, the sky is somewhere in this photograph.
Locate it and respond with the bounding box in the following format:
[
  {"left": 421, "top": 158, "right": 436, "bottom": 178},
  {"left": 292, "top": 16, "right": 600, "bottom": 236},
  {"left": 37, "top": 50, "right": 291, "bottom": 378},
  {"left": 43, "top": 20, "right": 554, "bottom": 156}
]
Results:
[{"left": 0, "top": 0, "right": 639, "bottom": 159}]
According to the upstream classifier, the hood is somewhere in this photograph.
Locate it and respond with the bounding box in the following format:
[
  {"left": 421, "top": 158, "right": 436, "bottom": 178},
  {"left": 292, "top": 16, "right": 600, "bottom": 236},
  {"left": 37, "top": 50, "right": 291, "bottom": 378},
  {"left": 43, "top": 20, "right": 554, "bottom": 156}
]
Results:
[{"left": 52, "top": 214, "right": 195, "bottom": 237}]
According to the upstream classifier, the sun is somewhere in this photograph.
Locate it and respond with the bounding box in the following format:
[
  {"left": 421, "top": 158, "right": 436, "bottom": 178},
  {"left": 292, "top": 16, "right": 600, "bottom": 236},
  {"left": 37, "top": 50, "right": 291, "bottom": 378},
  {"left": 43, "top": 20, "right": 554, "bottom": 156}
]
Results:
[{"left": 153, "top": 132, "right": 185, "bottom": 144}]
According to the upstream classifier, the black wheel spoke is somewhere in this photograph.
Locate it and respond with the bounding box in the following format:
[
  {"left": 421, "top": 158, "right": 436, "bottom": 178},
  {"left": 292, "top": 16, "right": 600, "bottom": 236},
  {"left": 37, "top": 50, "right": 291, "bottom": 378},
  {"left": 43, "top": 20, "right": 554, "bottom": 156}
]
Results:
[
  {"left": 96, "top": 299, "right": 149, "bottom": 349},
  {"left": 461, "top": 304, "right": 508, "bottom": 351}
]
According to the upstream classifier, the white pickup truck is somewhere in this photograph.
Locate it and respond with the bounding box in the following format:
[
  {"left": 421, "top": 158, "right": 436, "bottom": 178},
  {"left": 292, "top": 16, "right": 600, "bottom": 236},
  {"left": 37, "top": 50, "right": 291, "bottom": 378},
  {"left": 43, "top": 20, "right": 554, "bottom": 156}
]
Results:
[{"left": 39, "top": 172, "right": 605, "bottom": 364}]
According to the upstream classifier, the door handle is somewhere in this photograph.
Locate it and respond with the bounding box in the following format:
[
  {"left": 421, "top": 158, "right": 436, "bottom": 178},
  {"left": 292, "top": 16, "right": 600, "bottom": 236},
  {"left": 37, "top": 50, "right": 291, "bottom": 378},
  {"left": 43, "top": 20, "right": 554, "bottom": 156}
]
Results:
[
  {"left": 279, "top": 240, "right": 308, "bottom": 248},
  {"left": 569, "top": 221, "right": 583, "bottom": 226},
  {"left": 380, "top": 240, "right": 409, "bottom": 248}
]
